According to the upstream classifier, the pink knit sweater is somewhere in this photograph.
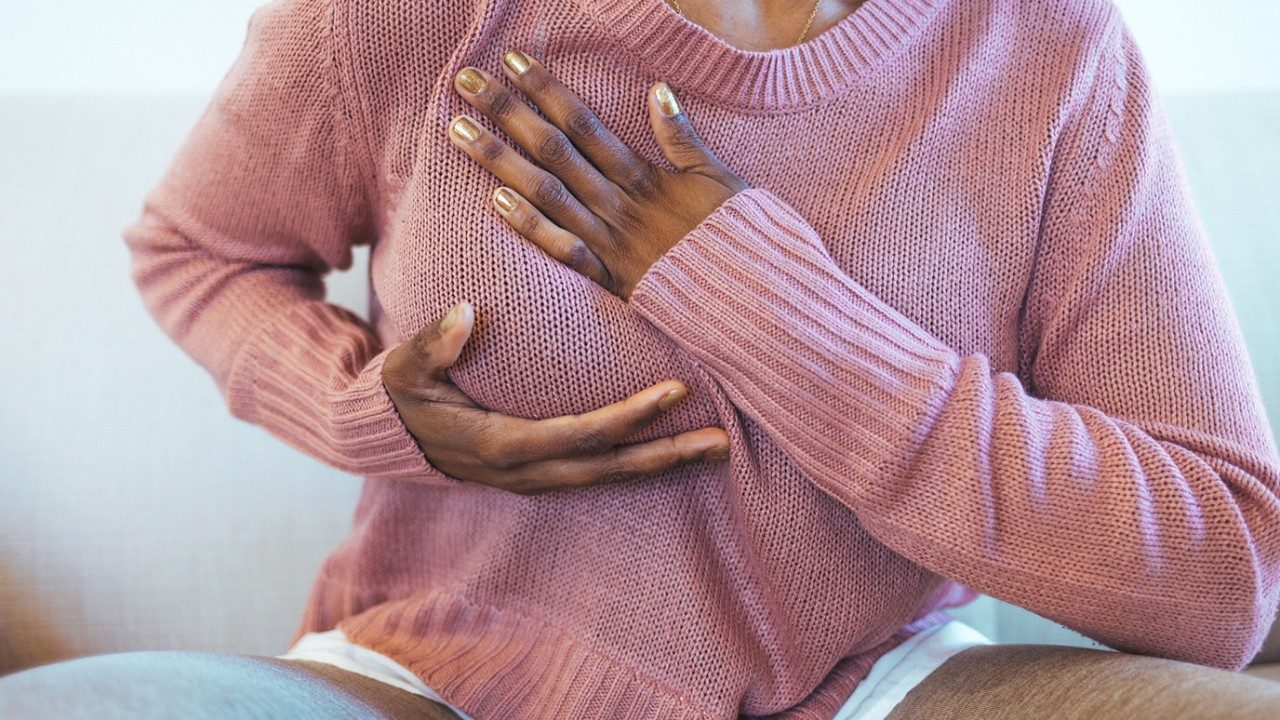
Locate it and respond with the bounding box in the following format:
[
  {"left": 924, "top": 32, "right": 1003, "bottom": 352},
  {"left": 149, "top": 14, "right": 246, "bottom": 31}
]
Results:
[{"left": 123, "top": 0, "right": 1280, "bottom": 716}]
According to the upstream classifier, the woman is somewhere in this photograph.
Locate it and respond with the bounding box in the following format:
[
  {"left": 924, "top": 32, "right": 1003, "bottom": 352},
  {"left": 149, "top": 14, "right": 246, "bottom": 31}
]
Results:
[{"left": 5, "top": 0, "right": 1280, "bottom": 717}]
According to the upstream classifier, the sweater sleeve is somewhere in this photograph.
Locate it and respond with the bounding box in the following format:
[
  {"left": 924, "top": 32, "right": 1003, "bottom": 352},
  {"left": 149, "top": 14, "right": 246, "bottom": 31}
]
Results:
[
  {"left": 122, "top": 0, "right": 456, "bottom": 484},
  {"left": 628, "top": 18, "right": 1280, "bottom": 669}
]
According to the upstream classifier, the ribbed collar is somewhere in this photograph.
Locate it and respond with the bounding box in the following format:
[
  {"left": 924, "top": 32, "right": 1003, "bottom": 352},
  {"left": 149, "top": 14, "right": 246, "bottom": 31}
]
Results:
[{"left": 574, "top": 0, "right": 938, "bottom": 111}]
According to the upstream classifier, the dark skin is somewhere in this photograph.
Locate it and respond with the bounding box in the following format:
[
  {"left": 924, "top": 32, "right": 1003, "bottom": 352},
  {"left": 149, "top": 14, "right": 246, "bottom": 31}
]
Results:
[
  {"left": 381, "top": 302, "right": 730, "bottom": 496},
  {"left": 384, "top": 0, "right": 862, "bottom": 495},
  {"left": 448, "top": 55, "right": 750, "bottom": 299},
  {"left": 662, "top": 0, "right": 866, "bottom": 52}
]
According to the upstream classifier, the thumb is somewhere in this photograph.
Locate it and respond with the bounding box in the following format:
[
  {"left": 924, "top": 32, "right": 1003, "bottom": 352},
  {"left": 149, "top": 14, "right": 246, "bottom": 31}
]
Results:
[
  {"left": 647, "top": 82, "right": 724, "bottom": 174},
  {"left": 411, "top": 300, "right": 475, "bottom": 381}
]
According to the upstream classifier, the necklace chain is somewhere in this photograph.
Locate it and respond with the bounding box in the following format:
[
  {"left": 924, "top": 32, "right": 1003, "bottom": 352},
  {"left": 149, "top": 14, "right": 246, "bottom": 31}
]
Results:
[{"left": 669, "top": 0, "right": 823, "bottom": 45}]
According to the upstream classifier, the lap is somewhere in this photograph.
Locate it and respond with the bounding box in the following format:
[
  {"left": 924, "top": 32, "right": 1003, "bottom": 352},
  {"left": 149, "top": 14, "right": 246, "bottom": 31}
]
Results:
[
  {"left": 7, "top": 644, "right": 1278, "bottom": 719},
  {"left": 0, "top": 651, "right": 460, "bottom": 720},
  {"left": 886, "top": 644, "right": 1280, "bottom": 719}
]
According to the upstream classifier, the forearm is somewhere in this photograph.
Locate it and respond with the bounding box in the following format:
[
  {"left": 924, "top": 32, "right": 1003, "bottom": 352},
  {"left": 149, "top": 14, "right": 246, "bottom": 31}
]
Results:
[{"left": 630, "top": 186, "right": 1280, "bottom": 670}]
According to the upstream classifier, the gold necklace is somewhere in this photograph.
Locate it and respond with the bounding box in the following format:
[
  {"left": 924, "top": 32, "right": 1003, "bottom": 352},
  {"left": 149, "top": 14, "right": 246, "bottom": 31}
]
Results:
[{"left": 669, "top": 0, "right": 823, "bottom": 45}]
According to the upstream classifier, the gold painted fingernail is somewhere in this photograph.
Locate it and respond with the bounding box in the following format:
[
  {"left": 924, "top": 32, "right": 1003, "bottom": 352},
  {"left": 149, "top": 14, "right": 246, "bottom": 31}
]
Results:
[
  {"left": 456, "top": 67, "right": 486, "bottom": 94},
  {"left": 654, "top": 82, "right": 681, "bottom": 117},
  {"left": 658, "top": 387, "right": 687, "bottom": 411},
  {"left": 450, "top": 116, "right": 481, "bottom": 142},
  {"left": 493, "top": 187, "right": 517, "bottom": 214},
  {"left": 503, "top": 50, "right": 532, "bottom": 75},
  {"left": 703, "top": 446, "right": 729, "bottom": 463}
]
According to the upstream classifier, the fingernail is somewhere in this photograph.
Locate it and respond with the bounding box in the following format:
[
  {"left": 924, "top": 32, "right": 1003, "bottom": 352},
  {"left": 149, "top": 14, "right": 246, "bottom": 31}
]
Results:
[
  {"left": 503, "top": 50, "right": 532, "bottom": 76},
  {"left": 654, "top": 82, "right": 681, "bottom": 117},
  {"left": 493, "top": 187, "right": 517, "bottom": 214},
  {"left": 703, "top": 446, "right": 729, "bottom": 463},
  {"left": 657, "top": 387, "right": 687, "bottom": 411},
  {"left": 440, "top": 302, "right": 462, "bottom": 332},
  {"left": 450, "top": 116, "right": 481, "bottom": 142},
  {"left": 456, "top": 67, "right": 486, "bottom": 94},
  {"left": 442, "top": 301, "right": 472, "bottom": 333}
]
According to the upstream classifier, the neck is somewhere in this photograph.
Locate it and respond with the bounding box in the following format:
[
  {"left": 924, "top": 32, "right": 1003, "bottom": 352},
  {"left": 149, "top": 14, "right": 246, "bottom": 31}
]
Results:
[{"left": 671, "top": 0, "right": 866, "bottom": 51}]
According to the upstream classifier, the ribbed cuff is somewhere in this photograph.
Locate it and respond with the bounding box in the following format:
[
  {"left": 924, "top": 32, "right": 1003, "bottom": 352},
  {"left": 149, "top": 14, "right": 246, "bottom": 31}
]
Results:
[
  {"left": 225, "top": 300, "right": 461, "bottom": 484},
  {"left": 630, "top": 188, "right": 960, "bottom": 501}
]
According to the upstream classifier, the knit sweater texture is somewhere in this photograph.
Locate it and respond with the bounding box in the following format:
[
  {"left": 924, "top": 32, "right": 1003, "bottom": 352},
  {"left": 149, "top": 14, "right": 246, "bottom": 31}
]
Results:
[{"left": 123, "top": 0, "right": 1280, "bottom": 717}]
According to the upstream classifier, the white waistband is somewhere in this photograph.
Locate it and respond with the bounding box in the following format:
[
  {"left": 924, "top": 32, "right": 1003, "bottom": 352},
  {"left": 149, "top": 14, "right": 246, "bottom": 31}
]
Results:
[
  {"left": 833, "top": 618, "right": 993, "bottom": 720},
  {"left": 277, "top": 627, "right": 476, "bottom": 720},
  {"left": 279, "top": 618, "right": 991, "bottom": 720}
]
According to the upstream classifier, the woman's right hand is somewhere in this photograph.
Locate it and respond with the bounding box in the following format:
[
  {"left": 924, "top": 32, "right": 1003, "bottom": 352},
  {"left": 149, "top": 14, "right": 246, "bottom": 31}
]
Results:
[{"left": 382, "top": 301, "right": 730, "bottom": 495}]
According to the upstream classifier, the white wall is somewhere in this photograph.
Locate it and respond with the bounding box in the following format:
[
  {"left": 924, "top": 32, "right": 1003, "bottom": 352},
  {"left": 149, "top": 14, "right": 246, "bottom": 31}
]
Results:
[
  {"left": 0, "top": 1, "right": 265, "bottom": 95},
  {"left": 0, "top": 1, "right": 1276, "bottom": 96}
]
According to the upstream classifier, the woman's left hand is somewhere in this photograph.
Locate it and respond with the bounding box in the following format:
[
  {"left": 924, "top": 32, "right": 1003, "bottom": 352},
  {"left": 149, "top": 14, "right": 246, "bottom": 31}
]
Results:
[{"left": 448, "top": 50, "right": 750, "bottom": 299}]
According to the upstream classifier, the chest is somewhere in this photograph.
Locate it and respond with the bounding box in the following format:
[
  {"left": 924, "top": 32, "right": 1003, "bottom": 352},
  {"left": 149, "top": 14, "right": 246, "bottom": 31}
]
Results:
[{"left": 366, "top": 35, "right": 1052, "bottom": 423}]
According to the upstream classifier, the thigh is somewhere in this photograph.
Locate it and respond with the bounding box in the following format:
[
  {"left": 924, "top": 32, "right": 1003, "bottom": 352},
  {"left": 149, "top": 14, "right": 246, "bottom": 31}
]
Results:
[
  {"left": 0, "top": 651, "right": 460, "bottom": 719},
  {"left": 885, "top": 644, "right": 1280, "bottom": 719}
]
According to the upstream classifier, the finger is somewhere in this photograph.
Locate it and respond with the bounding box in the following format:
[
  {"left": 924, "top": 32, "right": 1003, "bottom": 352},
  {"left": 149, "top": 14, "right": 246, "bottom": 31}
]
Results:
[
  {"left": 411, "top": 300, "right": 475, "bottom": 379},
  {"left": 383, "top": 300, "right": 481, "bottom": 406},
  {"left": 454, "top": 67, "right": 619, "bottom": 213},
  {"left": 646, "top": 82, "right": 731, "bottom": 177},
  {"left": 500, "top": 50, "right": 655, "bottom": 195},
  {"left": 449, "top": 114, "right": 609, "bottom": 241},
  {"left": 475, "top": 379, "right": 693, "bottom": 469},
  {"left": 505, "top": 427, "right": 731, "bottom": 494},
  {"left": 491, "top": 186, "right": 611, "bottom": 287}
]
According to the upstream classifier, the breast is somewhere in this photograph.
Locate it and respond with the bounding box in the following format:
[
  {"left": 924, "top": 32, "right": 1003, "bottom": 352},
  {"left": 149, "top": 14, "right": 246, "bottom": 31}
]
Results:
[{"left": 369, "top": 159, "right": 725, "bottom": 443}]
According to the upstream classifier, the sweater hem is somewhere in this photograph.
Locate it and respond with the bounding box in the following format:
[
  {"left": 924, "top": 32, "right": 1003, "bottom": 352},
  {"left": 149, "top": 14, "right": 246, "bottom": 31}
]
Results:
[
  {"left": 293, "top": 578, "right": 928, "bottom": 720},
  {"left": 335, "top": 589, "right": 721, "bottom": 720}
]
